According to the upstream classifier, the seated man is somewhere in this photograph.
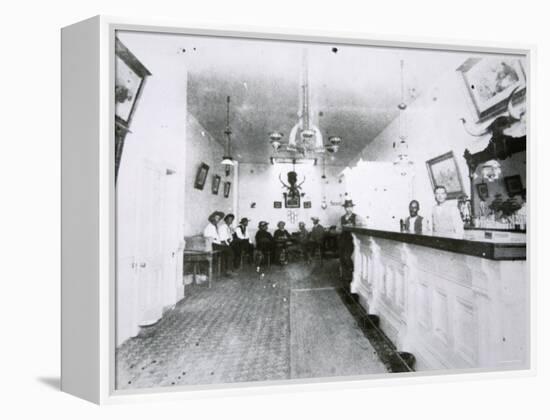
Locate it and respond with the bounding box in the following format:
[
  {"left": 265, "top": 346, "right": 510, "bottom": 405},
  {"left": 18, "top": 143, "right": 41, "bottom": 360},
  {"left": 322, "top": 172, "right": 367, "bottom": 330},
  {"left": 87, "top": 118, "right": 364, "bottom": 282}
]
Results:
[
  {"left": 273, "top": 221, "right": 292, "bottom": 265},
  {"left": 203, "top": 211, "right": 234, "bottom": 277},
  {"left": 234, "top": 217, "right": 254, "bottom": 268},
  {"left": 254, "top": 221, "right": 274, "bottom": 267}
]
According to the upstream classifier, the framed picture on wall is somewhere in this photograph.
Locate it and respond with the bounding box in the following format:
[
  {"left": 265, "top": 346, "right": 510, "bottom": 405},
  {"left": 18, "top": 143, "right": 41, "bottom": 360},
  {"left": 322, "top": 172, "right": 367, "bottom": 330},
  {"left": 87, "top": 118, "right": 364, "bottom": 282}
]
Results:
[
  {"left": 212, "top": 175, "right": 221, "bottom": 195},
  {"left": 504, "top": 175, "right": 523, "bottom": 197},
  {"left": 273, "top": 201, "right": 282, "bottom": 209},
  {"left": 426, "top": 151, "right": 465, "bottom": 200},
  {"left": 223, "top": 181, "right": 231, "bottom": 198},
  {"left": 284, "top": 194, "right": 300, "bottom": 208},
  {"left": 115, "top": 38, "right": 151, "bottom": 128},
  {"left": 193, "top": 162, "right": 209, "bottom": 190},
  {"left": 304, "top": 201, "right": 312, "bottom": 209},
  {"left": 457, "top": 57, "right": 526, "bottom": 121}
]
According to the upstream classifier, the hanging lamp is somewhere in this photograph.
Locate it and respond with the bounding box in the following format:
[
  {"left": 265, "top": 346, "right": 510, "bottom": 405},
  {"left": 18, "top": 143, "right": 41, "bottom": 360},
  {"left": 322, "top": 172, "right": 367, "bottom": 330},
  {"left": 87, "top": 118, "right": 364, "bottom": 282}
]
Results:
[
  {"left": 393, "top": 59, "right": 414, "bottom": 176},
  {"left": 221, "top": 95, "right": 235, "bottom": 166},
  {"left": 269, "top": 50, "right": 342, "bottom": 157}
]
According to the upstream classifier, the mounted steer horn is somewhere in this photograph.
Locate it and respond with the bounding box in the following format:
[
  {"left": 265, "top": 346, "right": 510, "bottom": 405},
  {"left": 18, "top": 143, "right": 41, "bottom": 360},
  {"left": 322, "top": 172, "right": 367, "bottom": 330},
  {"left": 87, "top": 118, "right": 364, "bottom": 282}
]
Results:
[{"left": 460, "top": 86, "right": 525, "bottom": 138}]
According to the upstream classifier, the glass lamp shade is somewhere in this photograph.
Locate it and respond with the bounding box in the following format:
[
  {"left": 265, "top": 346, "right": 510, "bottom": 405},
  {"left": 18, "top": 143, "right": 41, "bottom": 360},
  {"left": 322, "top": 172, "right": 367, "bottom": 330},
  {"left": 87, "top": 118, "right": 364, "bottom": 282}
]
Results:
[
  {"left": 301, "top": 129, "right": 315, "bottom": 140},
  {"left": 481, "top": 160, "right": 502, "bottom": 182},
  {"left": 270, "top": 131, "right": 283, "bottom": 150},
  {"left": 221, "top": 156, "right": 235, "bottom": 166},
  {"left": 329, "top": 136, "right": 342, "bottom": 146}
]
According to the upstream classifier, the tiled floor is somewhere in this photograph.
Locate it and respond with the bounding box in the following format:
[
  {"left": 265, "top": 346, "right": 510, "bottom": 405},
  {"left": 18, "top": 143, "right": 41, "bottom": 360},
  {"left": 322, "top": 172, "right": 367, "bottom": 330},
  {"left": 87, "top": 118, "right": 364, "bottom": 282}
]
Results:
[{"left": 116, "top": 259, "right": 389, "bottom": 390}]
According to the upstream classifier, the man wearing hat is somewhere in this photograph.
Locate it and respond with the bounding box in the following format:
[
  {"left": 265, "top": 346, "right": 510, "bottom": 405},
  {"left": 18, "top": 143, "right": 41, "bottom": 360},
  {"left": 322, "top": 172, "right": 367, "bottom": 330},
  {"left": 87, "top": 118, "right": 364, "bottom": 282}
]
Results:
[
  {"left": 338, "top": 200, "right": 358, "bottom": 284},
  {"left": 255, "top": 221, "right": 274, "bottom": 267},
  {"left": 233, "top": 217, "right": 254, "bottom": 268},
  {"left": 203, "top": 211, "right": 234, "bottom": 277}
]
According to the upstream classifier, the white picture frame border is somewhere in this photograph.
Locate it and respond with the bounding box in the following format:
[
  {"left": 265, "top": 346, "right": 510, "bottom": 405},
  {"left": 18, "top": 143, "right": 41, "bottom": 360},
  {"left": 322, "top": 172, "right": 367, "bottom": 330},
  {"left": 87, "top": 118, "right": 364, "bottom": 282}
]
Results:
[{"left": 61, "top": 15, "right": 537, "bottom": 404}]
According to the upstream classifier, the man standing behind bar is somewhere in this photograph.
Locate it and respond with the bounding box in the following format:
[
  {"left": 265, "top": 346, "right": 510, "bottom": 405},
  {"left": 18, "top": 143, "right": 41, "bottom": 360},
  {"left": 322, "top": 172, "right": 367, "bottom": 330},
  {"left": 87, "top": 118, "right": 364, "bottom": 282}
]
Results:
[
  {"left": 404, "top": 200, "right": 425, "bottom": 234},
  {"left": 338, "top": 199, "right": 358, "bottom": 284},
  {"left": 431, "top": 186, "right": 464, "bottom": 236}
]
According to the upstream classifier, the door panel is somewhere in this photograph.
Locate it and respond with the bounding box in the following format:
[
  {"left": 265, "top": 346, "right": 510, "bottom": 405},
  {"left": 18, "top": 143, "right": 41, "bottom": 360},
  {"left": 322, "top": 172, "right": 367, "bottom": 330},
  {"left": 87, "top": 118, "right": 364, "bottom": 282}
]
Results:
[{"left": 135, "top": 159, "right": 165, "bottom": 326}]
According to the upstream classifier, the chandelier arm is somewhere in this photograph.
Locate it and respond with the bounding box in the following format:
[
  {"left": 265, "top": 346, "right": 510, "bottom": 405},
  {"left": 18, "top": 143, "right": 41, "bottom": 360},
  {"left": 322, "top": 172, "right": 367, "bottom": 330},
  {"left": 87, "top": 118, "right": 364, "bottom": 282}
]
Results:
[{"left": 288, "top": 121, "right": 301, "bottom": 147}]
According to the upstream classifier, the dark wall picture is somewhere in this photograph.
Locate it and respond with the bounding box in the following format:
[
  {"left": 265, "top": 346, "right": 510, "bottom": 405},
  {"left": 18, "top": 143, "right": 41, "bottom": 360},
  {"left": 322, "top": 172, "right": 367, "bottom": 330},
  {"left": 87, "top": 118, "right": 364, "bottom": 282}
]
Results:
[
  {"left": 504, "top": 175, "right": 523, "bottom": 197},
  {"left": 273, "top": 201, "right": 282, "bottom": 209},
  {"left": 304, "top": 201, "right": 312, "bottom": 209},
  {"left": 284, "top": 194, "right": 300, "bottom": 208},
  {"left": 212, "top": 175, "right": 221, "bottom": 195},
  {"left": 476, "top": 182, "right": 489, "bottom": 201},
  {"left": 223, "top": 181, "right": 231, "bottom": 198},
  {"left": 194, "top": 162, "right": 209, "bottom": 190}
]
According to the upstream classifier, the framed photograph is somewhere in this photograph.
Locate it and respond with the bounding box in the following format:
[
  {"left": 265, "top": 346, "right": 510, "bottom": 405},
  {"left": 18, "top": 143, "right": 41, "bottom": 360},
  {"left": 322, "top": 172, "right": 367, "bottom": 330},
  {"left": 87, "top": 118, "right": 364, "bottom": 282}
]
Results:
[
  {"left": 61, "top": 17, "right": 530, "bottom": 404},
  {"left": 223, "top": 181, "right": 231, "bottom": 198},
  {"left": 114, "top": 38, "right": 151, "bottom": 180},
  {"left": 426, "top": 151, "right": 465, "bottom": 199},
  {"left": 115, "top": 38, "right": 151, "bottom": 128},
  {"left": 504, "top": 175, "right": 523, "bottom": 197},
  {"left": 193, "top": 162, "right": 209, "bottom": 190},
  {"left": 284, "top": 194, "right": 300, "bottom": 208},
  {"left": 458, "top": 57, "right": 526, "bottom": 120},
  {"left": 476, "top": 182, "right": 489, "bottom": 201},
  {"left": 212, "top": 175, "right": 221, "bottom": 195}
]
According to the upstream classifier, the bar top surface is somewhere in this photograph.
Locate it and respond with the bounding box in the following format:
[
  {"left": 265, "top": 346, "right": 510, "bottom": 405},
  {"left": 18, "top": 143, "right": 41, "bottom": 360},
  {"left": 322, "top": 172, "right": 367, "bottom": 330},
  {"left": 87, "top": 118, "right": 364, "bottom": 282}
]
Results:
[{"left": 345, "top": 226, "right": 526, "bottom": 261}]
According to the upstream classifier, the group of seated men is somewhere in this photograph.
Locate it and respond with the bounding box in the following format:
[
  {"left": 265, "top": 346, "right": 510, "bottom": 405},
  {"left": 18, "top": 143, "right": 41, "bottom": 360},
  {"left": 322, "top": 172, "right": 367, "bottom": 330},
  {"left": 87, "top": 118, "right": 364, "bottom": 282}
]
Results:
[
  {"left": 203, "top": 211, "right": 330, "bottom": 276},
  {"left": 255, "top": 217, "right": 328, "bottom": 266}
]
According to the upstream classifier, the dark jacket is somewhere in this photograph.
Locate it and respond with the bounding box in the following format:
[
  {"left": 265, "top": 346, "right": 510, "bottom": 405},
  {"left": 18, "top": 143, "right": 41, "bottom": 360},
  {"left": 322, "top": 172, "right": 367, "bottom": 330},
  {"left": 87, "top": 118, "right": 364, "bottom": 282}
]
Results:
[
  {"left": 255, "top": 230, "right": 274, "bottom": 251},
  {"left": 405, "top": 215, "right": 423, "bottom": 234}
]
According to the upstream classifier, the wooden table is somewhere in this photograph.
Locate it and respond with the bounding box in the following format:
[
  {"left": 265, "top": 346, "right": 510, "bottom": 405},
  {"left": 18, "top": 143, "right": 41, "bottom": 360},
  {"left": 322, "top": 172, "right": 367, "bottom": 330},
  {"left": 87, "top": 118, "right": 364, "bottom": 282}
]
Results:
[{"left": 183, "top": 249, "right": 222, "bottom": 288}]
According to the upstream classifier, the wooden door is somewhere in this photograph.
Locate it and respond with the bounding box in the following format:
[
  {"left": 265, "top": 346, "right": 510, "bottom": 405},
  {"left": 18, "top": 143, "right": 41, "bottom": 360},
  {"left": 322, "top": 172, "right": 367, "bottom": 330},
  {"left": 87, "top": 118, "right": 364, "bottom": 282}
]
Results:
[{"left": 134, "top": 159, "right": 166, "bottom": 326}]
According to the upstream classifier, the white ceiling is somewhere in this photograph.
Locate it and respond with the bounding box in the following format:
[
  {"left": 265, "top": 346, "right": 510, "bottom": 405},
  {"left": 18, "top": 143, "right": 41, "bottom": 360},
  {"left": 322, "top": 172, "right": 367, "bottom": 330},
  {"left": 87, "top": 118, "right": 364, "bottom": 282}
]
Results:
[{"left": 119, "top": 31, "right": 474, "bottom": 166}]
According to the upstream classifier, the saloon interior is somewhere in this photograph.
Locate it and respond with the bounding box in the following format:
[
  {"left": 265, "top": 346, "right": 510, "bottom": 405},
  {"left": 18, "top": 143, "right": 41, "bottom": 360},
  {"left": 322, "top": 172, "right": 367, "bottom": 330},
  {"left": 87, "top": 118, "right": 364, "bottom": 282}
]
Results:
[{"left": 114, "top": 31, "right": 528, "bottom": 390}]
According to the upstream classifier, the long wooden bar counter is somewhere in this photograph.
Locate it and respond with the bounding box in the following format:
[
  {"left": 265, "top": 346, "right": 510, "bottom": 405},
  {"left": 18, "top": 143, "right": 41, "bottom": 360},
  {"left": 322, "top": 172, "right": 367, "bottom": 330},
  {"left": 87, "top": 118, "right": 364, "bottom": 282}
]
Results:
[{"left": 344, "top": 226, "right": 529, "bottom": 372}]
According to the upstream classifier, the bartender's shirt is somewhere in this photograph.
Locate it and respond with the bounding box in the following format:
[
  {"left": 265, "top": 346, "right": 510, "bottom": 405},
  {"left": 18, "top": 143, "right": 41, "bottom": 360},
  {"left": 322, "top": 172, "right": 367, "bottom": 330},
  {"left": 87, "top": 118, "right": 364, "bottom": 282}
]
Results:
[
  {"left": 432, "top": 201, "right": 464, "bottom": 236},
  {"left": 203, "top": 223, "right": 222, "bottom": 245}
]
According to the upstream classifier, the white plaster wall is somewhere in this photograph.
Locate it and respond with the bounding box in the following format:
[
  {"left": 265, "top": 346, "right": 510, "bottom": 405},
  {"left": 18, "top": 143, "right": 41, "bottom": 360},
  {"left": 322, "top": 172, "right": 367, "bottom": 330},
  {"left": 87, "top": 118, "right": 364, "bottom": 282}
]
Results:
[
  {"left": 116, "top": 32, "right": 188, "bottom": 346},
  {"left": 349, "top": 55, "right": 527, "bottom": 222},
  {"left": 237, "top": 162, "right": 346, "bottom": 240},
  {"left": 184, "top": 113, "right": 235, "bottom": 236}
]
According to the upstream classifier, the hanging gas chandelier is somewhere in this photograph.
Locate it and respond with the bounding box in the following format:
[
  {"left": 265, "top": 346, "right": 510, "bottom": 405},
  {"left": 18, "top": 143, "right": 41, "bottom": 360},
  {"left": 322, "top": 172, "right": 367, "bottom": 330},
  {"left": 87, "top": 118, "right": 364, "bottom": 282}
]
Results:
[
  {"left": 393, "top": 59, "right": 414, "bottom": 176},
  {"left": 269, "top": 50, "right": 342, "bottom": 159},
  {"left": 221, "top": 95, "right": 235, "bottom": 166}
]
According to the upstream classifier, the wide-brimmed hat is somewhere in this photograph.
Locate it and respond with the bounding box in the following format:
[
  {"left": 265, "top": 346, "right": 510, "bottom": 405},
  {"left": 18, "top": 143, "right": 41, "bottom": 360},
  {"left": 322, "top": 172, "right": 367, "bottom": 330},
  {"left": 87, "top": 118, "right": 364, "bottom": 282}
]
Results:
[
  {"left": 277, "top": 221, "right": 286, "bottom": 227},
  {"left": 311, "top": 216, "right": 320, "bottom": 222},
  {"left": 258, "top": 221, "right": 269, "bottom": 227},
  {"left": 224, "top": 213, "right": 235, "bottom": 221},
  {"left": 239, "top": 217, "right": 249, "bottom": 224},
  {"left": 208, "top": 211, "right": 225, "bottom": 222},
  {"left": 342, "top": 200, "right": 355, "bottom": 208}
]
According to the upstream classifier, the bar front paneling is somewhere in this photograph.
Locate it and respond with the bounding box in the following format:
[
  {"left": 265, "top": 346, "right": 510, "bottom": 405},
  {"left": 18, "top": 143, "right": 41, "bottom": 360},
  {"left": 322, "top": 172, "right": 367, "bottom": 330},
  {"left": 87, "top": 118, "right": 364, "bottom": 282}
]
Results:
[{"left": 347, "top": 226, "right": 528, "bottom": 371}]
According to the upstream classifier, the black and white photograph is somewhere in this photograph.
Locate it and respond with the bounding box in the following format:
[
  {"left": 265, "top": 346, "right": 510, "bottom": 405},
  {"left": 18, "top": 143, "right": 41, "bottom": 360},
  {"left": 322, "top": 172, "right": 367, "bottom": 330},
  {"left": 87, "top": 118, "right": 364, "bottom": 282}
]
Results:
[{"left": 113, "top": 29, "right": 529, "bottom": 392}]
